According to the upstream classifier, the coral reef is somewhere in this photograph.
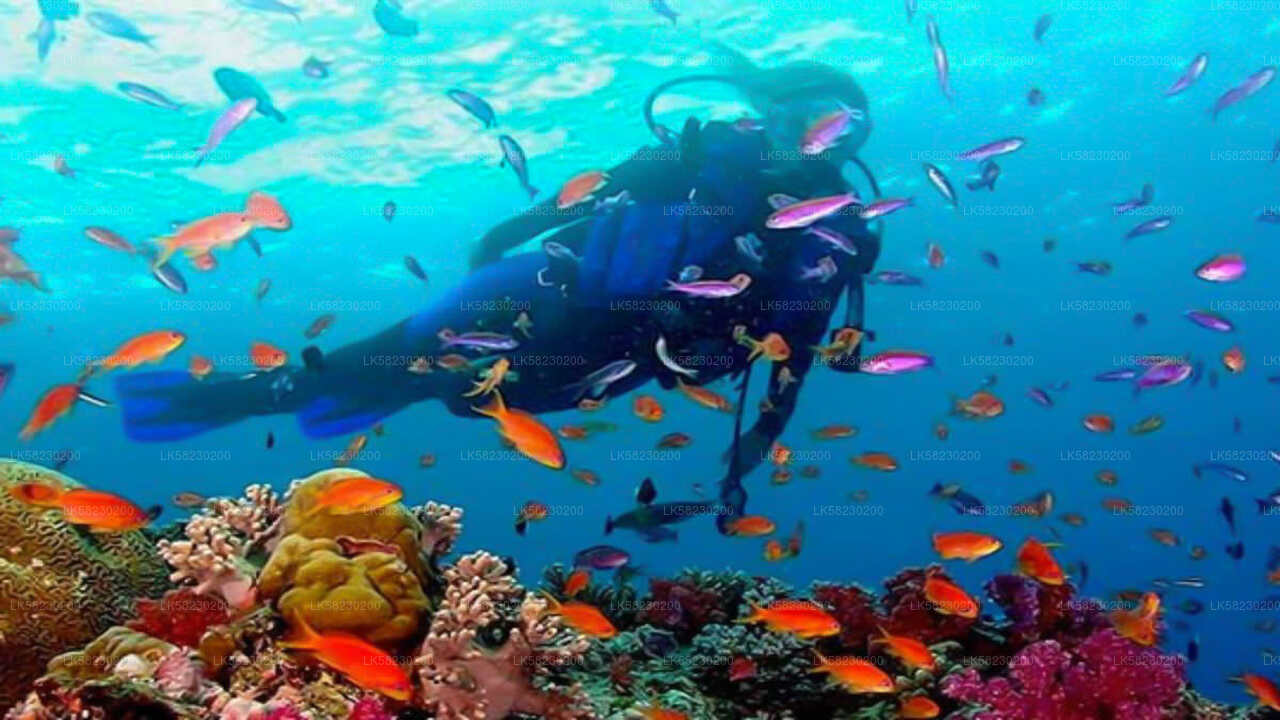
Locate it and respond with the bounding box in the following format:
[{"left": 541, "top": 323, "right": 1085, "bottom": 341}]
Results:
[
  {"left": 127, "top": 588, "right": 231, "bottom": 649},
  {"left": 0, "top": 460, "right": 169, "bottom": 710}
]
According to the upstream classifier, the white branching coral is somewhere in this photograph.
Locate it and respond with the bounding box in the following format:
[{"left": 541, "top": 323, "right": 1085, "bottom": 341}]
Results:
[{"left": 417, "top": 500, "right": 464, "bottom": 558}]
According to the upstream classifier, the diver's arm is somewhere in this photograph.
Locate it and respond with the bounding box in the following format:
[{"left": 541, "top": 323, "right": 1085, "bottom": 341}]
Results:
[{"left": 468, "top": 199, "right": 579, "bottom": 270}]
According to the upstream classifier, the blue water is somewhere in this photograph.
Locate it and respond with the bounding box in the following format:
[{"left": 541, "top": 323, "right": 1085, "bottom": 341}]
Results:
[{"left": 3, "top": 0, "right": 1280, "bottom": 706}]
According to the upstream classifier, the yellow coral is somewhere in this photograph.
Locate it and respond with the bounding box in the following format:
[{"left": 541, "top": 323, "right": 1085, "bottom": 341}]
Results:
[
  {"left": 44, "top": 626, "right": 176, "bottom": 685},
  {"left": 0, "top": 460, "right": 169, "bottom": 709}
]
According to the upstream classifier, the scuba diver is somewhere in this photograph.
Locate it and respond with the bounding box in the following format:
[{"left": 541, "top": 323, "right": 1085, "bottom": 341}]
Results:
[{"left": 114, "top": 49, "right": 884, "bottom": 534}]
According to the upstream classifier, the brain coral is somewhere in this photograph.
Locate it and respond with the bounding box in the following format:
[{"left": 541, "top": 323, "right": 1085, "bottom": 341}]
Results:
[{"left": 0, "top": 459, "right": 170, "bottom": 710}]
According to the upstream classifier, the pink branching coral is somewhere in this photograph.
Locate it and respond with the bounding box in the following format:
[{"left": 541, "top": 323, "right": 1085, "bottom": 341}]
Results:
[
  {"left": 941, "top": 629, "right": 1186, "bottom": 720},
  {"left": 417, "top": 500, "right": 464, "bottom": 558},
  {"left": 415, "top": 551, "right": 593, "bottom": 720},
  {"left": 157, "top": 483, "right": 282, "bottom": 611}
]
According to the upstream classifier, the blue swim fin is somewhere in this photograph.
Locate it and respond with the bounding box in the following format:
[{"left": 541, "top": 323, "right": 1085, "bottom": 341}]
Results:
[{"left": 115, "top": 371, "right": 250, "bottom": 442}]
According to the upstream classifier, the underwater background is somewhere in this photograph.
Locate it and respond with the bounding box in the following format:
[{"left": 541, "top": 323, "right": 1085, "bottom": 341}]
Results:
[{"left": 2, "top": 0, "right": 1280, "bottom": 712}]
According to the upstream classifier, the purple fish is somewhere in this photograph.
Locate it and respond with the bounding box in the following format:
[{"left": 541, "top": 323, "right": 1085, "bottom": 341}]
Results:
[
  {"left": 966, "top": 160, "right": 1000, "bottom": 191},
  {"left": 498, "top": 134, "right": 538, "bottom": 200},
  {"left": 1112, "top": 183, "right": 1153, "bottom": 214},
  {"left": 1095, "top": 369, "right": 1137, "bottom": 382},
  {"left": 858, "top": 197, "right": 913, "bottom": 220},
  {"left": 1195, "top": 254, "right": 1245, "bottom": 282},
  {"left": 445, "top": 88, "right": 496, "bottom": 128},
  {"left": 1125, "top": 216, "right": 1172, "bottom": 239},
  {"left": 1211, "top": 66, "right": 1275, "bottom": 120},
  {"left": 1027, "top": 386, "right": 1052, "bottom": 407},
  {"left": 860, "top": 350, "right": 934, "bottom": 375},
  {"left": 1165, "top": 53, "right": 1208, "bottom": 97},
  {"left": 925, "top": 17, "right": 940, "bottom": 46},
  {"left": 923, "top": 163, "right": 958, "bottom": 206},
  {"left": 959, "top": 137, "right": 1026, "bottom": 162},
  {"left": 766, "top": 193, "right": 859, "bottom": 229},
  {"left": 574, "top": 544, "right": 631, "bottom": 570},
  {"left": 666, "top": 273, "right": 752, "bottom": 298},
  {"left": 869, "top": 270, "right": 923, "bottom": 286},
  {"left": 195, "top": 97, "right": 257, "bottom": 167},
  {"left": 437, "top": 328, "right": 520, "bottom": 351},
  {"left": 805, "top": 226, "right": 859, "bottom": 256},
  {"left": 1137, "top": 361, "right": 1192, "bottom": 390},
  {"left": 1185, "top": 309, "right": 1234, "bottom": 332},
  {"left": 801, "top": 105, "right": 861, "bottom": 155}
]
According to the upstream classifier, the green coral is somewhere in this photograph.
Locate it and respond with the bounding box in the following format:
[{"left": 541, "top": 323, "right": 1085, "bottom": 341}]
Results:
[
  {"left": 44, "top": 626, "right": 176, "bottom": 685},
  {"left": 0, "top": 460, "right": 169, "bottom": 709}
]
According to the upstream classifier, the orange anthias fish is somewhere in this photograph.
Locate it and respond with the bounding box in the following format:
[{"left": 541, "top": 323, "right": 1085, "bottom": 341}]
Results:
[
  {"left": 95, "top": 330, "right": 186, "bottom": 372},
  {"left": 726, "top": 515, "right": 777, "bottom": 537},
  {"left": 900, "top": 695, "right": 941, "bottom": 718},
  {"left": 542, "top": 594, "right": 617, "bottom": 638},
  {"left": 811, "top": 652, "right": 895, "bottom": 694},
  {"left": 769, "top": 442, "right": 792, "bottom": 466},
  {"left": 564, "top": 568, "right": 590, "bottom": 598},
  {"left": 305, "top": 475, "right": 402, "bottom": 517},
  {"left": 1109, "top": 591, "right": 1161, "bottom": 646},
  {"left": 558, "top": 424, "right": 590, "bottom": 440},
  {"left": 152, "top": 191, "right": 291, "bottom": 268},
  {"left": 633, "top": 706, "right": 688, "bottom": 720},
  {"left": 515, "top": 500, "right": 548, "bottom": 536},
  {"left": 871, "top": 627, "right": 936, "bottom": 671},
  {"left": 677, "top": 379, "right": 733, "bottom": 411},
  {"left": 738, "top": 600, "right": 840, "bottom": 638},
  {"left": 813, "top": 424, "right": 857, "bottom": 440},
  {"left": 251, "top": 341, "right": 288, "bottom": 370},
  {"left": 473, "top": 390, "right": 565, "bottom": 469},
  {"left": 812, "top": 327, "right": 863, "bottom": 363},
  {"left": 1082, "top": 413, "right": 1114, "bottom": 433},
  {"left": 1239, "top": 673, "right": 1280, "bottom": 710},
  {"left": 280, "top": 613, "right": 412, "bottom": 700},
  {"left": 462, "top": 356, "right": 511, "bottom": 398},
  {"left": 9, "top": 481, "right": 157, "bottom": 532},
  {"left": 932, "top": 531, "right": 1003, "bottom": 562},
  {"left": 923, "top": 574, "right": 979, "bottom": 618},
  {"left": 763, "top": 538, "right": 789, "bottom": 561},
  {"left": 556, "top": 170, "right": 609, "bottom": 209},
  {"left": 1223, "top": 346, "right": 1245, "bottom": 373},
  {"left": 952, "top": 390, "right": 1004, "bottom": 419},
  {"left": 189, "top": 354, "right": 213, "bottom": 379},
  {"left": 734, "top": 326, "right": 791, "bottom": 362},
  {"left": 852, "top": 451, "right": 898, "bottom": 471},
  {"left": 335, "top": 434, "right": 368, "bottom": 466},
  {"left": 20, "top": 383, "right": 86, "bottom": 440},
  {"left": 633, "top": 394, "right": 664, "bottom": 422},
  {"left": 1016, "top": 538, "right": 1065, "bottom": 585}
]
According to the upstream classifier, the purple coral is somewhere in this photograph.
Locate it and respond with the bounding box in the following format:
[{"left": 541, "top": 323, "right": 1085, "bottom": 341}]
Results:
[
  {"left": 985, "top": 574, "right": 1106, "bottom": 649},
  {"left": 942, "top": 629, "right": 1185, "bottom": 720}
]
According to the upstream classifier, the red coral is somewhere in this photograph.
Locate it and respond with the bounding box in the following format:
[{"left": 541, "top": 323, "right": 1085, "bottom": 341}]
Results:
[
  {"left": 941, "top": 629, "right": 1185, "bottom": 720},
  {"left": 881, "top": 565, "right": 975, "bottom": 643},
  {"left": 810, "top": 583, "right": 883, "bottom": 652},
  {"left": 639, "top": 578, "right": 731, "bottom": 640},
  {"left": 264, "top": 707, "right": 307, "bottom": 720},
  {"left": 127, "top": 588, "right": 230, "bottom": 648},
  {"left": 347, "top": 696, "right": 393, "bottom": 720}
]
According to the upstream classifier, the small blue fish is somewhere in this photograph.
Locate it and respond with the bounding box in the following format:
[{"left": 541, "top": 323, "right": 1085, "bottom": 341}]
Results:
[
  {"left": 498, "top": 135, "right": 538, "bottom": 200},
  {"left": 31, "top": 17, "right": 55, "bottom": 62},
  {"left": 1095, "top": 369, "right": 1137, "bottom": 382},
  {"left": 446, "top": 88, "right": 496, "bottom": 128},
  {"left": 86, "top": 11, "right": 155, "bottom": 48},
  {"left": 118, "top": 82, "right": 183, "bottom": 111},
  {"left": 373, "top": 0, "right": 419, "bottom": 36},
  {"left": 302, "top": 57, "right": 331, "bottom": 79},
  {"left": 1126, "top": 216, "right": 1173, "bottom": 240},
  {"left": 1192, "top": 462, "right": 1248, "bottom": 483},
  {"left": 236, "top": 0, "right": 301, "bottom": 22},
  {"left": 214, "top": 67, "right": 286, "bottom": 123},
  {"left": 649, "top": 0, "right": 678, "bottom": 25},
  {"left": 1027, "top": 386, "right": 1052, "bottom": 407}
]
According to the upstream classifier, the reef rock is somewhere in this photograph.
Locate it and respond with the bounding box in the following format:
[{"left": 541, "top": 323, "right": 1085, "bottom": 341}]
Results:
[{"left": 0, "top": 459, "right": 169, "bottom": 710}]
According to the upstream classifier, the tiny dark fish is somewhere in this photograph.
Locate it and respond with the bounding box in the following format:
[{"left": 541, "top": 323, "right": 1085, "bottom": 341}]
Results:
[
  {"left": 868, "top": 270, "right": 923, "bottom": 286},
  {"left": 966, "top": 160, "right": 1001, "bottom": 191},
  {"left": 445, "top": 88, "right": 496, "bottom": 128},
  {"left": 1177, "top": 598, "right": 1205, "bottom": 615},
  {"left": 1043, "top": 237, "right": 1057, "bottom": 252},
  {"left": 1209, "top": 369, "right": 1219, "bottom": 389},
  {"left": 247, "top": 234, "right": 262, "bottom": 257},
  {"left": 980, "top": 250, "right": 1000, "bottom": 269},
  {"left": 150, "top": 259, "right": 188, "bottom": 294},
  {"left": 51, "top": 448, "right": 73, "bottom": 471},
  {"left": 636, "top": 477, "right": 657, "bottom": 505},
  {"left": 1221, "top": 496, "right": 1237, "bottom": 536},
  {"left": 266, "top": 431, "right": 275, "bottom": 449},
  {"left": 1000, "top": 332, "right": 1013, "bottom": 346},
  {"left": 1132, "top": 312, "right": 1148, "bottom": 328},
  {"left": 1225, "top": 541, "right": 1245, "bottom": 560},
  {"left": 1033, "top": 13, "right": 1052, "bottom": 42},
  {"left": 1233, "top": 416, "right": 1242, "bottom": 434},
  {"left": 1193, "top": 462, "right": 1248, "bottom": 482},
  {"left": 1187, "top": 637, "right": 1199, "bottom": 663},
  {"left": 499, "top": 134, "right": 538, "bottom": 200},
  {"left": 304, "top": 313, "right": 336, "bottom": 339},
  {"left": 404, "top": 255, "right": 427, "bottom": 283},
  {"left": 649, "top": 0, "right": 678, "bottom": 25},
  {"left": 1126, "top": 216, "right": 1173, "bottom": 239},
  {"left": 254, "top": 278, "right": 271, "bottom": 301},
  {"left": 172, "top": 491, "right": 207, "bottom": 508},
  {"left": 1027, "top": 386, "right": 1052, "bottom": 407},
  {"left": 981, "top": 374, "right": 998, "bottom": 388},
  {"left": 302, "top": 56, "right": 331, "bottom": 79},
  {"left": 1027, "top": 87, "right": 1045, "bottom": 106},
  {"left": 0, "top": 362, "right": 12, "bottom": 399},
  {"left": 383, "top": 201, "right": 396, "bottom": 222}
]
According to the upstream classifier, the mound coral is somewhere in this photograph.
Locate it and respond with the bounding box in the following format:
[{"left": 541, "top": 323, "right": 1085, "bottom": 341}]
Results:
[{"left": 0, "top": 460, "right": 169, "bottom": 710}]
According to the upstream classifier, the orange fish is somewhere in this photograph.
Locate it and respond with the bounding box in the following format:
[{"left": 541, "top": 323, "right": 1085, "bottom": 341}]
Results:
[
  {"left": 515, "top": 500, "right": 548, "bottom": 536},
  {"left": 1149, "top": 528, "right": 1180, "bottom": 547},
  {"left": 633, "top": 706, "right": 688, "bottom": 720},
  {"left": 735, "top": 326, "right": 791, "bottom": 362},
  {"left": 769, "top": 442, "right": 792, "bottom": 466},
  {"left": 280, "top": 612, "right": 411, "bottom": 700},
  {"left": 558, "top": 424, "right": 589, "bottom": 440},
  {"left": 153, "top": 191, "right": 291, "bottom": 268},
  {"left": 474, "top": 390, "right": 564, "bottom": 469},
  {"left": 334, "top": 434, "right": 367, "bottom": 466},
  {"left": 96, "top": 330, "right": 186, "bottom": 372},
  {"left": 812, "top": 327, "right": 863, "bottom": 363},
  {"left": 189, "top": 354, "right": 213, "bottom": 379},
  {"left": 1239, "top": 673, "right": 1280, "bottom": 710},
  {"left": 542, "top": 594, "right": 617, "bottom": 638},
  {"left": 726, "top": 515, "right": 776, "bottom": 537},
  {"left": 1095, "top": 469, "right": 1118, "bottom": 486},
  {"left": 933, "top": 422, "right": 949, "bottom": 441},
  {"left": 557, "top": 170, "right": 609, "bottom": 209},
  {"left": 811, "top": 652, "right": 895, "bottom": 694},
  {"left": 926, "top": 242, "right": 945, "bottom": 269},
  {"left": 657, "top": 432, "right": 691, "bottom": 448},
  {"left": 1102, "top": 497, "right": 1133, "bottom": 512},
  {"left": 564, "top": 568, "right": 590, "bottom": 598},
  {"left": 729, "top": 655, "right": 757, "bottom": 681},
  {"left": 9, "top": 481, "right": 157, "bottom": 532},
  {"left": 1016, "top": 538, "right": 1065, "bottom": 585},
  {"left": 418, "top": 453, "right": 436, "bottom": 468},
  {"left": 932, "top": 531, "right": 1003, "bottom": 562},
  {"left": 952, "top": 390, "right": 1004, "bottom": 419},
  {"left": 871, "top": 627, "right": 936, "bottom": 671},
  {"left": 738, "top": 600, "right": 840, "bottom": 638},
  {"left": 306, "top": 475, "right": 401, "bottom": 517},
  {"left": 578, "top": 397, "right": 605, "bottom": 411},
  {"left": 677, "top": 379, "right": 733, "bottom": 411},
  {"left": 1060, "top": 512, "right": 1087, "bottom": 528},
  {"left": 923, "top": 574, "right": 979, "bottom": 618},
  {"left": 1189, "top": 545, "right": 1207, "bottom": 560},
  {"left": 900, "top": 695, "right": 941, "bottom": 719},
  {"left": 250, "top": 341, "right": 288, "bottom": 370},
  {"left": 812, "top": 424, "right": 857, "bottom": 440},
  {"left": 763, "top": 538, "right": 789, "bottom": 561},
  {"left": 771, "top": 468, "right": 793, "bottom": 485},
  {"left": 1012, "top": 490, "right": 1054, "bottom": 519},
  {"left": 1223, "top": 346, "right": 1245, "bottom": 373},
  {"left": 785, "top": 520, "right": 804, "bottom": 556},
  {"left": 852, "top": 451, "right": 898, "bottom": 471},
  {"left": 462, "top": 356, "right": 511, "bottom": 398},
  {"left": 1008, "top": 459, "right": 1032, "bottom": 475},
  {"left": 1109, "top": 591, "right": 1160, "bottom": 646},
  {"left": 633, "top": 394, "right": 664, "bottom": 422},
  {"left": 571, "top": 468, "right": 599, "bottom": 486},
  {"left": 19, "top": 383, "right": 84, "bottom": 440},
  {"left": 1082, "top": 413, "right": 1114, "bottom": 433}
]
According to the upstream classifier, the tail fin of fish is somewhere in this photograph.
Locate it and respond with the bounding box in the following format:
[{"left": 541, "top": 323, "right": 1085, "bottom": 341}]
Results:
[
  {"left": 604, "top": 516, "right": 615, "bottom": 534},
  {"left": 279, "top": 610, "right": 322, "bottom": 651},
  {"left": 471, "top": 389, "right": 507, "bottom": 419},
  {"left": 151, "top": 236, "right": 180, "bottom": 268},
  {"left": 735, "top": 601, "right": 763, "bottom": 625}
]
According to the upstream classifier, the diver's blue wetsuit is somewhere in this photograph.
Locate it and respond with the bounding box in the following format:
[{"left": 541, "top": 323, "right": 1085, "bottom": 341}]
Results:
[{"left": 114, "top": 117, "right": 879, "bottom": 528}]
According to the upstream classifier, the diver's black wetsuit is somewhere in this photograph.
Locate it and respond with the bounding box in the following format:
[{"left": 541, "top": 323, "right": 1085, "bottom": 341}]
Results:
[{"left": 114, "top": 117, "right": 879, "bottom": 528}]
